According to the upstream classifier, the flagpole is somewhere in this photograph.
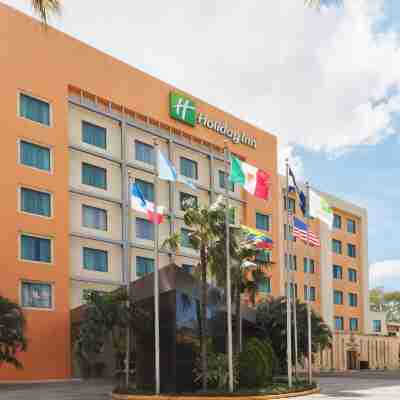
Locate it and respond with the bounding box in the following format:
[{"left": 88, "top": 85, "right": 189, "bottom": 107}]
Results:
[
  {"left": 153, "top": 139, "right": 161, "bottom": 394},
  {"left": 285, "top": 160, "right": 293, "bottom": 388},
  {"left": 291, "top": 212, "right": 299, "bottom": 381},
  {"left": 306, "top": 182, "right": 313, "bottom": 384},
  {"left": 224, "top": 141, "right": 234, "bottom": 393}
]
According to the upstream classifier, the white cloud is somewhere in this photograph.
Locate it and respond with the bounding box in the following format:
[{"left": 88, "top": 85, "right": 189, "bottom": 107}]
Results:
[
  {"left": 4, "top": 0, "right": 400, "bottom": 162},
  {"left": 370, "top": 260, "right": 400, "bottom": 291}
]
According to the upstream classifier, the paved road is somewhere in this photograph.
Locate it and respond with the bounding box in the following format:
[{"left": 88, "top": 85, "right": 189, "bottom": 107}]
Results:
[{"left": 304, "top": 372, "right": 400, "bottom": 399}]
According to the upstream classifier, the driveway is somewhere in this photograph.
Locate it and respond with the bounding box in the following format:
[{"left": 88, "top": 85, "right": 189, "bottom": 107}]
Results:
[
  {"left": 0, "top": 380, "right": 113, "bottom": 400},
  {"left": 304, "top": 371, "right": 400, "bottom": 399}
]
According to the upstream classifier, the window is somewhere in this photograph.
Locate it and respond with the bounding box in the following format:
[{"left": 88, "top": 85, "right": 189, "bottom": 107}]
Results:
[
  {"left": 304, "top": 286, "right": 316, "bottom": 301},
  {"left": 333, "top": 265, "right": 343, "bottom": 280},
  {"left": 82, "top": 121, "right": 106, "bottom": 150},
  {"left": 255, "top": 250, "right": 271, "bottom": 264},
  {"left": 373, "top": 320, "right": 382, "bottom": 333},
  {"left": 135, "top": 140, "right": 154, "bottom": 165},
  {"left": 21, "top": 282, "right": 52, "bottom": 309},
  {"left": 258, "top": 277, "right": 272, "bottom": 294},
  {"left": 284, "top": 224, "right": 295, "bottom": 241},
  {"left": 332, "top": 239, "right": 342, "bottom": 254},
  {"left": 83, "top": 248, "right": 108, "bottom": 272},
  {"left": 333, "top": 214, "right": 342, "bottom": 229},
  {"left": 82, "top": 205, "right": 107, "bottom": 231},
  {"left": 180, "top": 192, "right": 198, "bottom": 210},
  {"left": 180, "top": 157, "right": 198, "bottom": 180},
  {"left": 284, "top": 196, "right": 296, "bottom": 213},
  {"left": 347, "top": 244, "right": 356, "bottom": 258},
  {"left": 21, "top": 234, "right": 51, "bottom": 263},
  {"left": 218, "top": 171, "right": 234, "bottom": 192},
  {"left": 348, "top": 268, "right": 358, "bottom": 282},
  {"left": 19, "top": 93, "right": 50, "bottom": 125},
  {"left": 21, "top": 188, "right": 51, "bottom": 217},
  {"left": 350, "top": 318, "right": 359, "bottom": 331},
  {"left": 181, "top": 228, "right": 195, "bottom": 249},
  {"left": 347, "top": 219, "right": 356, "bottom": 234},
  {"left": 20, "top": 141, "right": 50, "bottom": 171},
  {"left": 335, "top": 316, "right": 344, "bottom": 331},
  {"left": 182, "top": 264, "right": 194, "bottom": 274},
  {"left": 256, "top": 213, "right": 270, "bottom": 232},
  {"left": 349, "top": 293, "right": 358, "bottom": 307},
  {"left": 136, "top": 217, "right": 154, "bottom": 240},
  {"left": 290, "top": 283, "right": 298, "bottom": 299},
  {"left": 136, "top": 256, "right": 154, "bottom": 278},
  {"left": 334, "top": 290, "right": 343, "bottom": 305},
  {"left": 304, "top": 258, "right": 315, "bottom": 274},
  {"left": 135, "top": 179, "right": 154, "bottom": 202},
  {"left": 285, "top": 254, "right": 297, "bottom": 271},
  {"left": 82, "top": 163, "right": 107, "bottom": 190}
]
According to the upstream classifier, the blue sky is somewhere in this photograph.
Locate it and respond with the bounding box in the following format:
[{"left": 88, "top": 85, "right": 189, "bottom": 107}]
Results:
[{"left": 3, "top": 0, "right": 400, "bottom": 290}]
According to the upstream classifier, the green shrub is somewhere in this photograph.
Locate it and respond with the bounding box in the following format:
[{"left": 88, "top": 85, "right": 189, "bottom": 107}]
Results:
[{"left": 239, "top": 338, "right": 275, "bottom": 388}]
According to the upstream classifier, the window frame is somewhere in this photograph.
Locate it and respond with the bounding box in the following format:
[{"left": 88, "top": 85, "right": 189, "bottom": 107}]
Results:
[
  {"left": 82, "top": 204, "right": 108, "bottom": 231},
  {"left": 218, "top": 170, "right": 235, "bottom": 192},
  {"left": 18, "top": 139, "right": 53, "bottom": 173},
  {"left": 135, "top": 178, "right": 154, "bottom": 202},
  {"left": 348, "top": 268, "right": 358, "bottom": 283},
  {"left": 349, "top": 293, "right": 358, "bottom": 307},
  {"left": 347, "top": 243, "right": 357, "bottom": 258},
  {"left": 333, "top": 214, "right": 342, "bottom": 230},
  {"left": 347, "top": 218, "right": 356, "bottom": 234},
  {"left": 258, "top": 277, "right": 272, "bottom": 294},
  {"left": 19, "top": 186, "right": 53, "bottom": 219},
  {"left": 350, "top": 318, "right": 359, "bottom": 332},
  {"left": 83, "top": 247, "right": 109, "bottom": 273},
  {"left": 332, "top": 239, "right": 342, "bottom": 254},
  {"left": 335, "top": 316, "right": 344, "bottom": 331},
  {"left": 333, "top": 264, "right": 343, "bottom": 280},
  {"left": 373, "top": 319, "right": 382, "bottom": 333},
  {"left": 18, "top": 91, "right": 52, "bottom": 127},
  {"left": 82, "top": 162, "right": 108, "bottom": 190},
  {"left": 19, "top": 233, "right": 53, "bottom": 265},
  {"left": 82, "top": 120, "right": 107, "bottom": 150},
  {"left": 20, "top": 280, "right": 54, "bottom": 311},
  {"left": 134, "top": 140, "right": 154, "bottom": 166},
  {"left": 333, "top": 290, "right": 344, "bottom": 305},
  {"left": 136, "top": 217, "right": 155, "bottom": 241},
  {"left": 180, "top": 157, "right": 198, "bottom": 180},
  {"left": 180, "top": 192, "right": 198, "bottom": 211},
  {"left": 136, "top": 256, "right": 155, "bottom": 278},
  {"left": 256, "top": 212, "right": 270, "bottom": 232}
]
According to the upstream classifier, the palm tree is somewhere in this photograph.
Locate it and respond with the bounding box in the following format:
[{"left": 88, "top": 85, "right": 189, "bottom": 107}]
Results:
[
  {"left": 0, "top": 295, "right": 28, "bottom": 369},
  {"left": 31, "top": 0, "right": 61, "bottom": 24}
]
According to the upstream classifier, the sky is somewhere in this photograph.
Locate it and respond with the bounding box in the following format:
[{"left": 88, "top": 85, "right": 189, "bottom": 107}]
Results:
[{"left": 3, "top": 0, "right": 400, "bottom": 291}]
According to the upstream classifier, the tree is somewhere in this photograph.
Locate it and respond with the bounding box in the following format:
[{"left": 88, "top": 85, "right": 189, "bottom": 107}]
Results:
[
  {"left": 0, "top": 295, "right": 28, "bottom": 369},
  {"left": 31, "top": 0, "right": 61, "bottom": 24},
  {"left": 370, "top": 288, "right": 400, "bottom": 322},
  {"left": 256, "top": 297, "right": 331, "bottom": 372}
]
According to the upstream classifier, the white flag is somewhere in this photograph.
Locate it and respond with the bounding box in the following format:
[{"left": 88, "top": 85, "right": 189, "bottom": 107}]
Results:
[{"left": 309, "top": 190, "right": 333, "bottom": 229}]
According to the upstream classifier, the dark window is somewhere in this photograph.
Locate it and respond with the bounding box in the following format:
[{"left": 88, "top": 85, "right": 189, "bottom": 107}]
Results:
[
  {"left": 82, "top": 163, "right": 107, "bottom": 190},
  {"left": 180, "top": 157, "right": 198, "bottom": 180},
  {"left": 136, "top": 217, "right": 154, "bottom": 240},
  {"left": 136, "top": 256, "right": 154, "bottom": 277},
  {"left": 350, "top": 318, "right": 358, "bottom": 331},
  {"left": 349, "top": 293, "right": 358, "bottom": 307},
  {"left": 135, "top": 179, "right": 154, "bottom": 202},
  {"left": 21, "top": 188, "right": 51, "bottom": 217},
  {"left": 135, "top": 140, "right": 154, "bottom": 165},
  {"left": 82, "top": 121, "right": 106, "bottom": 149},
  {"left": 21, "top": 234, "right": 51, "bottom": 263},
  {"left": 304, "top": 258, "right": 315, "bottom": 273},
  {"left": 83, "top": 248, "right": 108, "bottom": 272},
  {"left": 82, "top": 205, "right": 107, "bottom": 231},
  {"left": 333, "top": 214, "right": 342, "bottom": 229},
  {"left": 21, "top": 282, "right": 52, "bottom": 309},
  {"left": 335, "top": 316, "right": 344, "bottom": 331},
  {"left": 304, "top": 285, "right": 316, "bottom": 301},
  {"left": 180, "top": 192, "right": 198, "bottom": 210},
  {"left": 333, "top": 265, "right": 343, "bottom": 280},
  {"left": 285, "top": 254, "right": 297, "bottom": 271},
  {"left": 334, "top": 290, "right": 343, "bottom": 305},
  {"left": 373, "top": 320, "right": 382, "bottom": 333},
  {"left": 181, "top": 228, "right": 195, "bottom": 249},
  {"left": 347, "top": 219, "right": 356, "bottom": 234},
  {"left": 258, "top": 277, "right": 272, "bottom": 294},
  {"left": 256, "top": 213, "right": 270, "bottom": 232},
  {"left": 347, "top": 244, "right": 356, "bottom": 258},
  {"left": 332, "top": 239, "right": 342, "bottom": 254},
  {"left": 20, "top": 93, "right": 50, "bottom": 125},
  {"left": 348, "top": 268, "right": 358, "bottom": 282},
  {"left": 218, "top": 170, "right": 234, "bottom": 192},
  {"left": 284, "top": 196, "right": 296, "bottom": 213},
  {"left": 20, "top": 141, "right": 50, "bottom": 171}
]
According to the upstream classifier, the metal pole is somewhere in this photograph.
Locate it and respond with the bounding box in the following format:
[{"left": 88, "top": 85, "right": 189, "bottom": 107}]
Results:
[
  {"left": 291, "top": 224, "right": 299, "bottom": 381},
  {"left": 306, "top": 182, "right": 313, "bottom": 384},
  {"left": 125, "top": 178, "right": 131, "bottom": 388},
  {"left": 153, "top": 140, "right": 161, "bottom": 394},
  {"left": 224, "top": 142, "right": 234, "bottom": 392},
  {"left": 285, "top": 160, "right": 293, "bottom": 388}
]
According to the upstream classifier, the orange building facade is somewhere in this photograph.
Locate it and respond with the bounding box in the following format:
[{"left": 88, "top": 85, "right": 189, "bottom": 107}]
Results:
[{"left": 0, "top": 4, "right": 394, "bottom": 382}]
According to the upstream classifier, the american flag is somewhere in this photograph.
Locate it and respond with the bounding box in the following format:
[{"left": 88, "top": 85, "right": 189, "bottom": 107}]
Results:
[{"left": 293, "top": 217, "right": 320, "bottom": 247}]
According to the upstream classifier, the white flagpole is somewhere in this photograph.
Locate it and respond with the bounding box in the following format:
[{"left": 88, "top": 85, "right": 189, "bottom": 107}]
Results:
[
  {"left": 306, "top": 182, "right": 313, "bottom": 384},
  {"left": 291, "top": 212, "right": 299, "bottom": 381},
  {"left": 285, "top": 160, "right": 293, "bottom": 388},
  {"left": 224, "top": 141, "right": 234, "bottom": 392},
  {"left": 153, "top": 139, "right": 161, "bottom": 394}
]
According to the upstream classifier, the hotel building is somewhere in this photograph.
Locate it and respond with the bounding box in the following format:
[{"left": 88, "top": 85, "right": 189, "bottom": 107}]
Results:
[{"left": 0, "top": 4, "right": 398, "bottom": 382}]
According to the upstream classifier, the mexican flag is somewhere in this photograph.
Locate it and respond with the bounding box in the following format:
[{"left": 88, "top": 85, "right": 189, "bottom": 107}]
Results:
[{"left": 230, "top": 155, "right": 271, "bottom": 200}]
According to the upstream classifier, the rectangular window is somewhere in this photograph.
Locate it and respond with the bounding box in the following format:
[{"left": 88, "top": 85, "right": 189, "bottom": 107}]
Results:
[
  {"left": 256, "top": 213, "right": 270, "bottom": 232},
  {"left": 335, "top": 316, "right": 344, "bottom": 331},
  {"left": 82, "top": 121, "right": 107, "bottom": 149},
  {"left": 136, "top": 217, "right": 154, "bottom": 240},
  {"left": 373, "top": 320, "right": 382, "bottom": 333},
  {"left": 290, "top": 283, "right": 298, "bottom": 299},
  {"left": 82, "top": 163, "right": 107, "bottom": 190},
  {"left": 347, "top": 244, "right": 357, "bottom": 258},
  {"left": 135, "top": 140, "right": 154, "bottom": 165},
  {"left": 284, "top": 224, "right": 295, "bottom": 241},
  {"left": 20, "top": 141, "right": 50, "bottom": 171},
  {"left": 333, "top": 265, "right": 343, "bottom": 280},
  {"left": 82, "top": 205, "right": 107, "bottom": 231},
  {"left": 304, "top": 286, "right": 316, "bottom": 301},
  {"left": 182, "top": 264, "right": 194, "bottom": 274},
  {"left": 348, "top": 268, "right": 358, "bottom": 282},
  {"left": 349, "top": 293, "right": 358, "bottom": 307},
  {"left": 19, "top": 93, "right": 50, "bottom": 126},
  {"left": 334, "top": 290, "right": 343, "bottom": 305},
  {"left": 304, "top": 258, "right": 315, "bottom": 273},
  {"left": 258, "top": 277, "right": 272, "bottom": 294},
  {"left": 333, "top": 214, "right": 342, "bottom": 229},
  {"left": 21, "top": 234, "right": 51, "bottom": 263},
  {"left": 218, "top": 171, "right": 234, "bottom": 192},
  {"left": 284, "top": 196, "right": 296, "bottom": 213},
  {"left": 21, "top": 282, "right": 52, "bottom": 309},
  {"left": 347, "top": 219, "right": 356, "bottom": 234},
  {"left": 350, "top": 318, "right": 359, "bottom": 331},
  {"left": 332, "top": 239, "right": 342, "bottom": 254},
  {"left": 136, "top": 256, "right": 154, "bottom": 278},
  {"left": 83, "top": 247, "right": 108, "bottom": 272},
  {"left": 21, "top": 188, "right": 51, "bottom": 217},
  {"left": 180, "top": 192, "right": 198, "bottom": 210},
  {"left": 135, "top": 179, "right": 154, "bottom": 202},
  {"left": 180, "top": 157, "right": 198, "bottom": 180},
  {"left": 181, "top": 228, "right": 194, "bottom": 249},
  {"left": 285, "top": 254, "right": 297, "bottom": 271}
]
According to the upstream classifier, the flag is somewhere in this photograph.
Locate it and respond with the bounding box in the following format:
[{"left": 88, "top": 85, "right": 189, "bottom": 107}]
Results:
[
  {"left": 157, "top": 150, "right": 196, "bottom": 190},
  {"left": 131, "top": 183, "right": 165, "bottom": 224},
  {"left": 241, "top": 225, "right": 274, "bottom": 249},
  {"left": 288, "top": 167, "right": 306, "bottom": 216},
  {"left": 309, "top": 190, "right": 333, "bottom": 228},
  {"left": 293, "top": 217, "right": 320, "bottom": 247},
  {"left": 230, "top": 155, "right": 271, "bottom": 200}
]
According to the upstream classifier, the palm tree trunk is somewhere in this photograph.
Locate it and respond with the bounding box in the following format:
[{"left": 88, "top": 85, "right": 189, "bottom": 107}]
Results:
[{"left": 200, "top": 245, "right": 208, "bottom": 391}]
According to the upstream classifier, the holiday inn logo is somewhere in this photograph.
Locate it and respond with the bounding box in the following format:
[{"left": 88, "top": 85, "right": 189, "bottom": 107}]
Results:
[{"left": 169, "top": 92, "right": 197, "bottom": 127}]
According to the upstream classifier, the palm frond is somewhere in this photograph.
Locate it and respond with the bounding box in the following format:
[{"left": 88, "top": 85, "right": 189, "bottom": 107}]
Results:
[{"left": 31, "top": 0, "right": 61, "bottom": 25}]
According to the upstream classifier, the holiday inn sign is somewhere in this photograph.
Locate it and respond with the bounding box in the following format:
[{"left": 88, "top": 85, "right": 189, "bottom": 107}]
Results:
[{"left": 169, "top": 91, "right": 257, "bottom": 149}]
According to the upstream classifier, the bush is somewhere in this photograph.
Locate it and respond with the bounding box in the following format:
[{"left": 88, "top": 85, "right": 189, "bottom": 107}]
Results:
[{"left": 239, "top": 338, "right": 275, "bottom": 388}]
